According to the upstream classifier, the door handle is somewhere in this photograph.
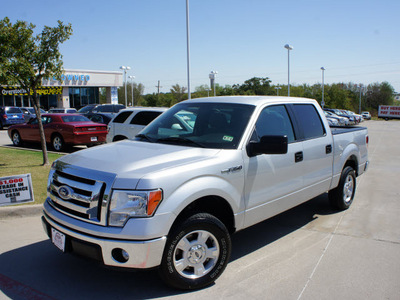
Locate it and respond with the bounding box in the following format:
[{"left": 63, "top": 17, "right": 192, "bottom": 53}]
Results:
[
  {"left": 295, "top": 151, "right": 303, "bottom": 163},
  {"left": 326, "top": 144, "right": 332, "bottom": 154}
]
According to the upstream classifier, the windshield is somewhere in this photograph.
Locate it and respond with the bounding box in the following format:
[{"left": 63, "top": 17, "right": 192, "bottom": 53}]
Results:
[{"left": 138, "top": 102, "right": 255, "bottom": 149}]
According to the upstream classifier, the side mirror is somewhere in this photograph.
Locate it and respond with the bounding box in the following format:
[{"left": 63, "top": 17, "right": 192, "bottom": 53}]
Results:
[{"left": 247, "top": 135, "right": 288, "bottom": 157}]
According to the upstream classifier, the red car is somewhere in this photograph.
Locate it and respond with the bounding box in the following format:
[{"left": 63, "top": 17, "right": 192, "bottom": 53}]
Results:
[{"left": 8, "top": 113, "right": 108, "bottom": 151}]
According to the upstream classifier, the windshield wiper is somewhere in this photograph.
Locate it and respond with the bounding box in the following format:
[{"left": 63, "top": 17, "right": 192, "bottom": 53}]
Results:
[
  {"left": 135, "top": 133, "right": 155, "bottom": 143},
  {"left": 157, "top": 136, "right": 205, "bottom": 148}
]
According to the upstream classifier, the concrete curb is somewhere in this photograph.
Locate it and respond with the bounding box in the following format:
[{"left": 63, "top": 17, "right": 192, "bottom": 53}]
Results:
[{"left": 0, "top": 204, "right": 43, "bottom": 219}]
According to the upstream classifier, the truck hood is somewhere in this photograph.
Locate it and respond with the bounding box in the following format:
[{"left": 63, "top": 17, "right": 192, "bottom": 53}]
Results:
[{"left": 58, "top": 140, "right": 221, "bottom": 187}]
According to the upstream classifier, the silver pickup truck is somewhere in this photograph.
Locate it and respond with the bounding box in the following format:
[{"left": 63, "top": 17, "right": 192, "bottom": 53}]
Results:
[{"left": 42, "top": 96, "right": 369, "bottom": 290}]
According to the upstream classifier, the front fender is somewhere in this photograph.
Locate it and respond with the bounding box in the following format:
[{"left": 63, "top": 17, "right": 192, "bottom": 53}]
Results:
[{"left": 156, "top": 174, "right": 244, "bottom": 231}]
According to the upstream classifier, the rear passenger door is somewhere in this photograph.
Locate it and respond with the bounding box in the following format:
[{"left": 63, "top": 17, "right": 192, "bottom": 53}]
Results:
[{"left": 290, "top": 104, "right": 333, "bottom": 198}]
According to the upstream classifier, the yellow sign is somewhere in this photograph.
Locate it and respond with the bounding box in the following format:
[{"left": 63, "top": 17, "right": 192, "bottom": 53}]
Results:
[{"left": 0, "top": 86, "right": 62, "bottom": 96}]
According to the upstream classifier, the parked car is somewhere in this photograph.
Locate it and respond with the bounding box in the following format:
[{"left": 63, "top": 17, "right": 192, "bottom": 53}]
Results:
[
  {"left": 20, "top": 107, "right": 46, "bottom": 122},
  {"left": 48, "top": 108, "right": 78, "bottom": 114},
  {"left": 326, "top": 116, "right": 339, "bottom": 126},
  {"left": 86, "top": 112, "right": 114, "bottom": 125},
  {"left": 362, "top": 111, "right": 371, "bottom": 120},
  {"left": 323, "top": 111, "right": 349, "bottom": 126},
  {"left": 106, "top": 107, "right": 167, "bottom": 143},
  {"left": 324, "top": 108, "right": 356, "bottom": 125},
  {"left": 345, "top": 110, "right": 363, "bottom": 123},
  {"left": 78, "top": 104, "right": 125, "bottom": 114},
  {"left": 8, "top": 113, "right": 108, "bottom": 151},
  {"left": 0, "top": 106, "right": 25, "bottom": 130}
]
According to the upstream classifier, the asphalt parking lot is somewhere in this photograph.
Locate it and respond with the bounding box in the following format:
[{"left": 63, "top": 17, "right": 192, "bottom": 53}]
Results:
[{"left": 0, "top": 120, "right": 399, "bottom": 299}]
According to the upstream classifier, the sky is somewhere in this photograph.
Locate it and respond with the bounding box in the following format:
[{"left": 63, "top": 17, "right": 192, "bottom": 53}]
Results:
[{"left": 2, "top": 0, "right": 400, "bottom": 94}]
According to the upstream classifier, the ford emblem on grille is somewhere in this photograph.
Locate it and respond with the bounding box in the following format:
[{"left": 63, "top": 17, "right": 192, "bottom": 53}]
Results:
[{"left": 58, "top": 185, "right": 74, "bottom": 200}]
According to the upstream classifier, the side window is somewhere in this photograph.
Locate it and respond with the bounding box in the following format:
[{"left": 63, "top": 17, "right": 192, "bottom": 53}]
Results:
[
  {"left": 292, "top": 104, "right": 325, "bottom": 139},
  {"left": 254, "top": 105, "right": 295, "bottom": 143},
  {"left": 112, "top": 111, "right": 133, "bottom": 123},
  {"left": 90, "top": 115, "right": 102, "bottom": 123},
  {"left": 130, "top": 111, "right": 162, "bottom": 126}
]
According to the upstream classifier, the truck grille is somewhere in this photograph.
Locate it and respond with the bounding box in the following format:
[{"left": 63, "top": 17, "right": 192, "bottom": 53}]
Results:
[{"left": 47, "top": 164, "right": 115, "bottom": 226}]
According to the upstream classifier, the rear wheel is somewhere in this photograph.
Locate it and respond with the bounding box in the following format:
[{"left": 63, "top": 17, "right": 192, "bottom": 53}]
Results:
[
  {"left": 329, "top": 166, "right": 356, "bottom": 210},
  {"left": 52, "top": 135, "right": 64, "bottom": 151},
  {"left": 12, "top": 131, "right": 22, "bottom": 146},
  {"left": 159, "top": 213, "right": 231, "bottom": 290}
]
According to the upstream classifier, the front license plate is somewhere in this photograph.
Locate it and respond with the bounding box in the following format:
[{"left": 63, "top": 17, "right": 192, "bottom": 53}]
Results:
[
  {"left": 51, "top": 228, "right": 66, "bottom": 252},
  {"left": 90, "top": 137, "right": 98, "bottom": 142}
]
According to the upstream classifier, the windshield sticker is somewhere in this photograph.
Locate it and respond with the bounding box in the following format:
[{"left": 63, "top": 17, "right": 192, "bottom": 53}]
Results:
[{"left": 223, "top": 136, "right": 234, "bottom": 142}]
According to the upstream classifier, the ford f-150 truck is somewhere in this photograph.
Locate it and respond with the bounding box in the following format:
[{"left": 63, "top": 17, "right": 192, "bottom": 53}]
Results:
[{"left": 42, "top": 96, "right": 369, "bottom": 290}]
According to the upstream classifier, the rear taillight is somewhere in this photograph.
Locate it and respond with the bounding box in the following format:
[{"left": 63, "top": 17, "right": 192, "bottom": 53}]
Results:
[
  {"left": 366, "top": 135, "right": 369, "bottom": 147},
  {"left": 74, "top": 127, "right": 85, "bottom": 133},
  {"left": 3, "top": 114, "right": 7, "bottom": 119}
]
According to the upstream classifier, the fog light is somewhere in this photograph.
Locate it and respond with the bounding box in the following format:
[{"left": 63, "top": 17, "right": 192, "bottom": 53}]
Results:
[{"left": 112, "top": 248, "right": 129, "bottom": 263}]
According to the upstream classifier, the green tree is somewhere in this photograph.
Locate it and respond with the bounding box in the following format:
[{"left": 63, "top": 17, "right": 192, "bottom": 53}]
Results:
[
  {"left": 365, "top": 82, "right": 394, "bottom": 112},
  {"left": 235, "top": 77, "right": 273, "bottom": 95},
  {"left": 0, "top": 17, "right": 72, "bottom": 165},
  {"left": 170, "top": 84, "right": 187, "bottom": 105}
]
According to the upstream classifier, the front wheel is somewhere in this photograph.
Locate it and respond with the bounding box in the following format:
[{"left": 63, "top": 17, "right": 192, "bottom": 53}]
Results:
[
  {"left": 329, "top": 166, "right": 356, "bottom": 210},
  {"left": 159, "top": 213, "right": 231, "bottom": 290}
]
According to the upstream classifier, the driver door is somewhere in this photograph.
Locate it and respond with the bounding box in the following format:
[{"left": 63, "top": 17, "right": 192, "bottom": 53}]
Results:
[{"left": 243, "top": 104, "right": 305, "bottom": 228}]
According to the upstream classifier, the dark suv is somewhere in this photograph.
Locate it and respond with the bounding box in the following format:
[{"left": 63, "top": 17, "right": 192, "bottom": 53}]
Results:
[
  {"left": 0, "top": 106, "right": 25, "bottom": 130},
  {"left": 78, "top": 104, "right": 125, "bottom": 114}
]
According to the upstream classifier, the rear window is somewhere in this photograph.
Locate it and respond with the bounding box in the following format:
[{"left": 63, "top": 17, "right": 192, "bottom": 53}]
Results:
[
  {"left": 112, "top": 111, "right": 133, "bottom": 123},
  {"left": 130, "top": 111, "right": 162, "bottom": 126},
  {"left": 6, "top": 107, "right": 22, "bottom": 113},
  {"left": 61, "top": 115, "right": 90, "bottom": 122}
]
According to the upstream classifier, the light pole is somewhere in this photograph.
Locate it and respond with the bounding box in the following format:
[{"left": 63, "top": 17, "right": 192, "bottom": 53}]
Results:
[
  {"left": 359, "top": 84, "right": 363, "bottom": 114},
  {"left": 128, "top": 75, "right": 135, "bottom": 106},
  {"left": 321, "top": 67, "right": 325, "bottom": 108},
  {"left": 284, "top": 44, "right": 293, "bottom": 96},
  {"left": 275, "top": 86, "right": 282, "bottom": 96},
  {"left": 209, "top": 71, "right": 218, "bottom": 97},
  {"left": 120, "top": 66, "right": 130, "bottom": 107},
  {"left": 186, "top": 0, "right": 191, "bottom": 99}
]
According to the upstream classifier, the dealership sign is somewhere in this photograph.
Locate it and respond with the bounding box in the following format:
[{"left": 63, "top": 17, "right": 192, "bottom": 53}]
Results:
[
  {"left": 42, "top": 73, "right": 91, "bottom": 85},
  {"left": 0, "top": 174, "right": 34, "bottom": 206},
  {"left": 0, "top": 86, "right": 62, "bottom": 96}
]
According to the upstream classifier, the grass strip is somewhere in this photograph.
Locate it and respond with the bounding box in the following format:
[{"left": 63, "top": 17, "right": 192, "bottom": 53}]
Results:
[{"left": 0, "top": 147, "right": 63, "bottom": 206}]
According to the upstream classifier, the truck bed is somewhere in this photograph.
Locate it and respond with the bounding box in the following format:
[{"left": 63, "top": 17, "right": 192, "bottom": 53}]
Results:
[{"left": 330, "top": 126, "right": 367, "bottom": 135}]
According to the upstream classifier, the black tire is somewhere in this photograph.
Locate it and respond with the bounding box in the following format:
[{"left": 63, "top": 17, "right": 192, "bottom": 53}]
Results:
[
  {"left": 11, "top": 130, "right": 23, "bottom": 146},
  {"left": 52, "top": 134, "right": 64, "bottom": 151},
  {"left": 159, "top": 213, "right": 231, "bottom": 290},
  {"left": 329, "top": 166, "right": 356, "bottom": 210}
]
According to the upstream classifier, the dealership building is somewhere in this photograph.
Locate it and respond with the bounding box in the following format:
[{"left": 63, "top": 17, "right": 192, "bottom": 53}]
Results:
[{"left": 0, "top": 69, "right": 123, "bottom": 110}]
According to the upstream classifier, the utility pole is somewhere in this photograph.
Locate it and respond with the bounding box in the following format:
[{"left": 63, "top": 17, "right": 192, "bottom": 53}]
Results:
[{"left": 155, "top": 80, "right": 162, "bottom": 97}]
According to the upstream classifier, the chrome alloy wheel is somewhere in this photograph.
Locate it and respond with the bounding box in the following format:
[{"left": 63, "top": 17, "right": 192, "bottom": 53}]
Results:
[
  {"left": 343, "top": 173, "right": 354, "bottom": 203},
  {"left": 53, "top": 136, "right": 63, "bottom": 151},
  {"left": 173, "top": 230, "right": 220, "bottom": 279},
  {"left": 12, "top": 132, "right": 21, "bottom": 146}
]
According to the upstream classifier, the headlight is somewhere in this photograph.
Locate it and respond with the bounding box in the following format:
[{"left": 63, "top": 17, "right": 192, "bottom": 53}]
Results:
[{"left": 109, "top": 189, "right": 163, "bottom": 227}]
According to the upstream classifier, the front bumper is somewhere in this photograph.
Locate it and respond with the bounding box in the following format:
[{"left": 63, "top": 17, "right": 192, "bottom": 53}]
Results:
[{"left": 42, "top": 212, "right": 167, "bottom": 269}]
